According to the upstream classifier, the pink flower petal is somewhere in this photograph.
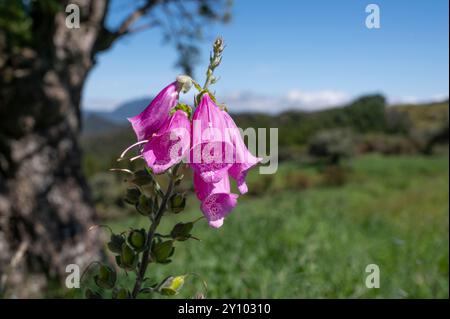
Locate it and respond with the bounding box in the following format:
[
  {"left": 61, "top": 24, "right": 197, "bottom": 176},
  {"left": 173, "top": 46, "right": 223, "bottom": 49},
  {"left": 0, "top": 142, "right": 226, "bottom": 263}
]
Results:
[
  {"left": 194, "top": 172, "right": 238, "bottom": 228},
  {"left": 222, "top": 111, "right": 262, "bottom": 194},
  {"left": 200, "top": 193, "right": 238, "bottom": 227},
  {"left": 142, "top": 110, "right": 191, "bottom": 174},
  {"left": 128, "top": 82, "right": 179, "bottom": 141},
  {"left": 189, "top": 93, "right": 234, "bottom": 183}
]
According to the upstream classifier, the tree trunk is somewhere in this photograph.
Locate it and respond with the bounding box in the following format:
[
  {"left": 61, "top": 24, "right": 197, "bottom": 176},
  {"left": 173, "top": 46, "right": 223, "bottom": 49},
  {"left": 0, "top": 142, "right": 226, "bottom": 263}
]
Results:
[{"left": 0, "top": 0, "right": 109, "bottom": 297}]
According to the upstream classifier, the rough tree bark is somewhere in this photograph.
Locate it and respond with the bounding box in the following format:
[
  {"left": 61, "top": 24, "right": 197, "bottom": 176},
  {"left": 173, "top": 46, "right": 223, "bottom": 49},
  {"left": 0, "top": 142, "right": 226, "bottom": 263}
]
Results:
[
  {"left": 0, "top": 0, "right": 228, "bottom": 297},
  {"left": 0, "top": 0, "right": 110, "bottom": 297}
]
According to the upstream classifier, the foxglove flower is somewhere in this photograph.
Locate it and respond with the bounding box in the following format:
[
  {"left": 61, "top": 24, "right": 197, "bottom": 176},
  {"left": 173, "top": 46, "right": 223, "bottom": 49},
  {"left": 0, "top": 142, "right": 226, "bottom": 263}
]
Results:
[
  {"left": 221, "top": 111, "right": 262, "bottom": 194},
  {"left": 142, "top": 110, "right": 191, "bottom": 174},
  {"left": 128, "top": 82, "right": 179, "bottom": 141},
  {"left": 190, "top": 94, "right": 234, "bottom": 183},
  {"left": 194, "top": 173, "right": 238, "bottom": 228}
]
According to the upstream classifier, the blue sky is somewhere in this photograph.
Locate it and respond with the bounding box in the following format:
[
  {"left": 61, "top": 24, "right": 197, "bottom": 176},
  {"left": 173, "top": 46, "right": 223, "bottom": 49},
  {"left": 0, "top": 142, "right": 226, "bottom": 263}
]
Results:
[{"left": 83, "top": 0, "right": 449, "bottom": 112}]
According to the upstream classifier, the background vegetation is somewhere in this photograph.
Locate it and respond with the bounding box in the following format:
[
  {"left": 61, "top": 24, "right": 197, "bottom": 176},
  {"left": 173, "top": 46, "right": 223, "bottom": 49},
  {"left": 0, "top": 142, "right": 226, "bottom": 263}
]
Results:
[{"left": 72, "top": 96, "right": 449, "bottom": 298}]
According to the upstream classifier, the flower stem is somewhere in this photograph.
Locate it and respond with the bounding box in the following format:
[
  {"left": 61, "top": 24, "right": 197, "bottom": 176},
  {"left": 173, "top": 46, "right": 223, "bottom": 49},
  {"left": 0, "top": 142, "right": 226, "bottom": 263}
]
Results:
[
  {"left": 203, "top": 37, "right": 225, "bottom": 90},
  {"left": 131, "top": 164, "right": 181, "bottom": 298}
]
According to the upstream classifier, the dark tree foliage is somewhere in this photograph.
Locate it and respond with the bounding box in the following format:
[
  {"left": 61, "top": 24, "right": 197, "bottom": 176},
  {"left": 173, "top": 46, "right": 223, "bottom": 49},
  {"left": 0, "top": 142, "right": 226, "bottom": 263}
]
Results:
[
  {"left": 0, "top": 0, "right": 230, "bottom": 297},
  {"left": 345, "top": 95, "right": 387, "bottom": 132}
]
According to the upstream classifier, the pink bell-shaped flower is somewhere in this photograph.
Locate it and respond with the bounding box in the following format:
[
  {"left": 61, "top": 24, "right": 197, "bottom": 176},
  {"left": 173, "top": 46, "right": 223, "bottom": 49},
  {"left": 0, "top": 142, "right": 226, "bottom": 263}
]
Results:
[
  {"left": 141, "top": 110, "right": 191, "bottom": 174},
  {"left": 189, "top": 93, "right": 234, "bottom": 183},
  {"left": 194, "top": 173, "right": 238, "bottom": 228},
  {"left": 221, "top": 111, "right": 262, "bottom": 194},
  {"left": 128, "top": 82, "right": 179, "bottom": 141}
]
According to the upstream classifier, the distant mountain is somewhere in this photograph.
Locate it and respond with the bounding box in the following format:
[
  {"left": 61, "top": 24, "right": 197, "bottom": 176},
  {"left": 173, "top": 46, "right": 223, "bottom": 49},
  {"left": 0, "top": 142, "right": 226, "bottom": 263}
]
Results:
[
  {"left": 83, "top": 97, "right": 152, "bottom": 134},
  {"left": 106, "top": 97, "right": 152, "bottom": 123},
  {"left": 83, "top": 95, "right": 449, "bottom": 139},
  {"left": 84, "top": 97, "right": 152, "bottom": 124},
  {"left": 82, "top": 113, "right": 123, "bottom": 134}
]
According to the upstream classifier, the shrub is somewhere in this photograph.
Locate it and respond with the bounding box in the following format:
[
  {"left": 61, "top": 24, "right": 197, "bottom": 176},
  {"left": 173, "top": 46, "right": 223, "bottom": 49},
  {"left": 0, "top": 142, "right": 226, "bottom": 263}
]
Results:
[
  {"left": 358, "top": 134, "right": 419, "bottom": 155},
  {"left": 89, "top": 172, "right": 131, "bottom": 219},
  {"left": 308, "top": 128, "right": 355, "bottom": 165}
]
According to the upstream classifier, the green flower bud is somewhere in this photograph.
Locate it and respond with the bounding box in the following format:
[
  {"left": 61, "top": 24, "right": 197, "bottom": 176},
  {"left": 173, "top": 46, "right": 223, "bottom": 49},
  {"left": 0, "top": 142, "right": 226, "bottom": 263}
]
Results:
[
  {"left": 123, "top": 187, "right": 141, "bottom": 205},
  {"left": 127, "top": 228, "right": 147, "bottom": 252},
  {"left": 169, "top": 193, "right": 186, "bottom": 214},
  {"left": 112, "top": 288, "right": 130, "bottom": 299},
  {"left": 85, "top": 288, "right": 102, "bottom": 299},
  {"left": 94, "top": 265, "right": 116, "bottom": 289},
  {"left": 159, "top": 275, "right": 186, "bottom": 296},
  {"left": 170, "top": 222, "right": 193, "bottom": 241},
  {"left": 120, "top": 243, "right": 138, "bottom": 270},
  {"left": 115, "top": 255, "right": 123, "bottom": 268},
  {"left": 131, "top": 169, "right": 154, "bottom": 186},
  {"left": 152, "top": 240, "right": 174, "bottom": 263},
  {"left": 107, "top": 234, "right": 125, "bottom": 254},
  {"left": 136, "top": 195, "right": 153, "bottom": 216}
]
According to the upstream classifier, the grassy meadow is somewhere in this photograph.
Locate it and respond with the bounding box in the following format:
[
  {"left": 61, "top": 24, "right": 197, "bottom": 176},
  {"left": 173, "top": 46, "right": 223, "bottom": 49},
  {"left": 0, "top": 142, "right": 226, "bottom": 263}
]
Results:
[{"left": 68, "top": 153, "right": 448, "bottom": 299}]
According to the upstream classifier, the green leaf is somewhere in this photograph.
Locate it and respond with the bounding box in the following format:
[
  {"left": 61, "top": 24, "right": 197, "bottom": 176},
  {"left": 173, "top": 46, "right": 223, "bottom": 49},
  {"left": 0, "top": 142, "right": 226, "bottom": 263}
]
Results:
[{"left": 170, "top": 103, "right": 192, "bottom": 118}]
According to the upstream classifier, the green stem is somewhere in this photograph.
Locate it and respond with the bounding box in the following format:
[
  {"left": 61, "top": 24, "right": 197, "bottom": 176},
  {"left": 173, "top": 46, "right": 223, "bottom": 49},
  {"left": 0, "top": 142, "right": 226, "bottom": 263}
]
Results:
[
  {"left": 203, "top": 37, "right": 224, "bottom": 90},
  {"left": 203, "top": 69, "right": 214, "bottom": 90},
  {"left": 131, "top": 164, "right": 181, "bottom": 298}
]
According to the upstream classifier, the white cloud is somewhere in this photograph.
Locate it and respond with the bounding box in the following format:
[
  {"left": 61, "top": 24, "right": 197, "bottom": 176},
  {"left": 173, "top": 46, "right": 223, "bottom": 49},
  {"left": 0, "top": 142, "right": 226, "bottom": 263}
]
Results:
[
  {"left": 285, "top": 90, "right": 350, "bottom": 111},
  {"left": 220, "top": 89, "right": 351, "bottom": 113},
  {"left": 388, "top": 95, "right": 420, "bottom": 105},
  {"left": 430, "top": 93, "right": 449, "bottom": 102},
  {"left": 82, "top": 97, "right": 123, "bottom": 111},
  {"left": 388, "top": 92, "right": 449, "bottom": 105}
]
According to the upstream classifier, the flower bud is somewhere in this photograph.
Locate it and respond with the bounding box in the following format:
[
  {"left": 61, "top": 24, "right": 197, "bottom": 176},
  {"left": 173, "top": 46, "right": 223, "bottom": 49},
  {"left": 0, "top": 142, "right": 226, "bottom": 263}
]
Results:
[
  {"left": 169, "top": 193, "right": 186, "bottom": 214},
  {"left": 123, "top": 187, "right": 140, "bottom": 205},
  {"left": 136, "top": 195, "right": 154, "bottom": 216},
  {"left": 170, "top": 222, "right": 193, "bottom": 241},
  {"left": 214, "top": 37, "right": 224, "bottom": 54},
  {"left": 107, "top": 234, "right": 125, "bottom": 254},
  {"left": 131, "top": 169, "right": 155, "bottom": 186},
  {"left": 127, "top": 228, "right": 147, "bottom": 252},
  {"left": 85, "top": 288, "right": 102, "bottom": 299},
  {"left": 112, "top": 288, "right": 130, "bottom": 299},
  {"left": 119, "top": 243, "right": 138, "bottom": 270},
  {"left": 176, "top": 75, "right": 193, "bottom": 93},
  {"left": 151, "top": 240, "right": 174, "bottom": 263},
  {"left": 159, "top": 275, "right": 186, "bottom": 296},
  {"left": 94, "top": 265, "right": 116, "bottom": 289}
]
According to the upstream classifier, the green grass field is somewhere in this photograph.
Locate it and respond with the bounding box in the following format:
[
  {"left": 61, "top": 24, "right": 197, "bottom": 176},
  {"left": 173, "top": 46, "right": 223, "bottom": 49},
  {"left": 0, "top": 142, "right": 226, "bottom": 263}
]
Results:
[{"left": 76, "top": 154, "right": 449, "bottom": 298}]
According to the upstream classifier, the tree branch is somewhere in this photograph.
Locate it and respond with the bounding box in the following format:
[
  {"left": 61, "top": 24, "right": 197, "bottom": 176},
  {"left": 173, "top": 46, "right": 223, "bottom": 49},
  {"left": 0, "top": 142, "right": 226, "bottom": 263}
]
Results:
[
  {"left": 94, "top": 0, "right": 162, "bottom": 53},
  {"left": 116, "top": 0, "right": 160, "bottom": 35}
]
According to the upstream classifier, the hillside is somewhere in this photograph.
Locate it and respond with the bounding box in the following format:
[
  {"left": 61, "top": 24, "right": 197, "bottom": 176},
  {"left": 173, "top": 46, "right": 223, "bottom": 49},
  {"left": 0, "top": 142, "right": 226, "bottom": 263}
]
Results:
[{"left": 81, "top": 95, "right": 449, "bottom": 176}]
